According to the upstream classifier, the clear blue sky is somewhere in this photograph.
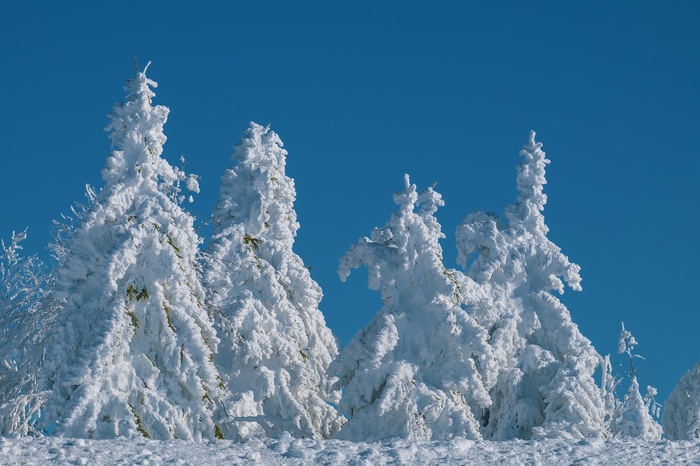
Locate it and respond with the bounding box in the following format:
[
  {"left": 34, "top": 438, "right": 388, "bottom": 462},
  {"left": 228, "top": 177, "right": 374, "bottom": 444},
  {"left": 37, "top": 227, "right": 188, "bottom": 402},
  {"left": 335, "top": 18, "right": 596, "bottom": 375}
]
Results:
[{"left": 1, "top": 1, "right": 698, "bottom": 407}]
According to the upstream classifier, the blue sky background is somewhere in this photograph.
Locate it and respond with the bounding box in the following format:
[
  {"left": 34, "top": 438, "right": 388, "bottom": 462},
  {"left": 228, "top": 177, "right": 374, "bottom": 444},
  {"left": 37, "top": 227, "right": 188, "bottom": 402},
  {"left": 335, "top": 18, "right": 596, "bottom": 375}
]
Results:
[{"left": 1, "top": 1, "right": 698, "bottom": 408}]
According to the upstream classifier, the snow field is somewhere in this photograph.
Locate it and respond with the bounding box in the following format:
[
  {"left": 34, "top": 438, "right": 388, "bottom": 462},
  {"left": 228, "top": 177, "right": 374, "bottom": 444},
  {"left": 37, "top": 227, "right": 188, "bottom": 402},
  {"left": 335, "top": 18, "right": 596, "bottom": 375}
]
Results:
[{"left": 1, "top": 436, "right": 699, "bottom": 465}]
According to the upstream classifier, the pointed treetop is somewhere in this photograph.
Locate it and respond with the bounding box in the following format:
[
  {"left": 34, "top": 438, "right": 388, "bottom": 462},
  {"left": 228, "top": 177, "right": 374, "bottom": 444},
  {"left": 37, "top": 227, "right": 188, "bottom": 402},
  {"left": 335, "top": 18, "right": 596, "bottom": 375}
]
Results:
[
  {"left": 212, "top": 121, "right": 299, "bottom": 247},
  {"left": 123, "top": 60, "right": 157, "bottom": 112},
  {"left": 517, "top": 131, "right": 549, "bottom": 207},
  {"left": 458, "top": 131, "right": 582, "bottom": 293},
  {"left": 417, "top": 181, "right": 444, "bottom": 227},
  {"left": 505, "top": 131, "right": 550, "bottom": 233},
  {"left": 618, "top": 322, "right": 638, "bottom": 356},
  {"left": 392, "top": 174, "right": 418, "bottom": 213},
  {"left": 339, "top": 175, "right": 448, "bottom": 291},
  {"left": 234, "top": 122, "right": 282, "bottom": 163},
  {"left": 390, "top": 175, "right": 444, "bottom": 234},
  {"left": 102, "top": 62, "right": 177, "bottom": 188},
  {"left": 133, "top": 56, "right": 150, "bottom": 74}
]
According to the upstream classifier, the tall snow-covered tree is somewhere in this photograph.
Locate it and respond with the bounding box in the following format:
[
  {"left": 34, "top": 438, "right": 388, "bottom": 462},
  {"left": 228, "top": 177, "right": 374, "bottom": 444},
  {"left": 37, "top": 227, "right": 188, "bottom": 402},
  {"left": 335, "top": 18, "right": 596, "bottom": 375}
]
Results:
[
  {"left": 203, "top": 122, "right": 343, "bottom": 440},
  {"left": 35, "top": 64, "right": 225, "bottom": 440},
  {"left": 0, "top": 230, "right": 55, "bottom": 435},
  {"left": 608, "top": 323, "right": 662, "bottom": 440},
  {"left": 331, "top": 175, "right": 495, "bottom": 441},
  {"left": 663, "top": 361, "right": 700, "bottom": 440},
  {"left": 455, "top": 132, "right": 606, "bottom": 440}
]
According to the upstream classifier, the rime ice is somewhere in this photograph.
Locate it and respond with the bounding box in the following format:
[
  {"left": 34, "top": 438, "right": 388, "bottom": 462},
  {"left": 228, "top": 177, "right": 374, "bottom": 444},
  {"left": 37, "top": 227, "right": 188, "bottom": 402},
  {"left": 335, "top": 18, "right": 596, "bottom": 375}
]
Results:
[
  {"left": 333, "top": 175, "right": 494, "bottom": 441},
  {"left": 203, "top": 123, "right": 343, "bottom": 440},
  {"left": 33, "top": 68, "right": 226, "bottom": 440},
  {"left": 456, "top": 132, "right": 605, "bottom": 440}
]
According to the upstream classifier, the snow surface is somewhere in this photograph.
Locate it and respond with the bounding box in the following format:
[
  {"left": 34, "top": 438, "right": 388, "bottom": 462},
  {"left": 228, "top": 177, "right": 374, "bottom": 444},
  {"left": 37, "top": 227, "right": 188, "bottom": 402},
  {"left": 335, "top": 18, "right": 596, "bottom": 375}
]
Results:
[{"left": 0, "top": 436, "right": 699, "bottom": 465}]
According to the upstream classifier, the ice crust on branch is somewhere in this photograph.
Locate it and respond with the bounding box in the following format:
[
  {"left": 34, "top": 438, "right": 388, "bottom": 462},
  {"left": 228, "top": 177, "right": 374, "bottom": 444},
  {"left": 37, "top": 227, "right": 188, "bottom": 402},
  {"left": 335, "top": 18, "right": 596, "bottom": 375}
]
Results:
[
  {"left": 203, "top": 122, "right": 343, "bottom": 440},
  {"left": 35, "top": 68, "right": 225, "bottom": 440},
  {"left": 333, "top": 175, "right": 494, "bottom": 441},
  {"left": 456, "top": 132, "right": 605, "bottom": 440}
]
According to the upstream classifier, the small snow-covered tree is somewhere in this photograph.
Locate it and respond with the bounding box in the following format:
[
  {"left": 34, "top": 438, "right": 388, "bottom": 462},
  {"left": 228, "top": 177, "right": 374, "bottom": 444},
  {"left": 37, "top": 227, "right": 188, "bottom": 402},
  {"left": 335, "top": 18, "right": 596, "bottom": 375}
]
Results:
[
  {"left": 331, "top": 175, "right": 495, "bottom": 441},
  {"left": 456, "top": 132, "right": 606, "bottom": 440},
  {"left": 600, "top": 354, "right": 617, "bottom": 431},
  {"left": 664, "top": 361, "right": 700, "bottom": 440},
  {"left": 608, "top": 323, "right": 662, "bottom": 440},
  {"left": 0, "top": 230, "right": 55, "bottom": 435},
  {"left": 35, "top": 64, "right": 225, "bottom": 440},
  {"left": 203, "top": 122, "right": 343, "bottom": 440}
]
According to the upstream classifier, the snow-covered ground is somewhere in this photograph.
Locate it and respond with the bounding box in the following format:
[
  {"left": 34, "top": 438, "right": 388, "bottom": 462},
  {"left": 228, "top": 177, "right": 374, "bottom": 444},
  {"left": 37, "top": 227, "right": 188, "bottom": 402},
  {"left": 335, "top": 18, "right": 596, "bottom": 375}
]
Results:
[{"left": 0, "top": 436, "right": 698, "bottom": 465}]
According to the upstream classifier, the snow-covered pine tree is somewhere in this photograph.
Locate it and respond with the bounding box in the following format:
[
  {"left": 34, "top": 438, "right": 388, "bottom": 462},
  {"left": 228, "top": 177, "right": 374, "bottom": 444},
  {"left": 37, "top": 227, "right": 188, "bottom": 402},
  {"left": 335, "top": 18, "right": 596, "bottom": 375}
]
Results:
[
  {"left": 608, "top": 323, "right": 662, "bottom": 439},
  {"left": 203, "top": 122, "right": 343, "bottom": 440},
  {"left": 0, "top": 231, "right": 55, "bottom": 435},
  {"left": 663, "top": 361, "right": 700, "bottom": 440},
  {"left": 35, "top": 64, "right": 226, "bottom": 440},
  {"left": 456, "top": 132, "right": 606, "bottom": 440},
  {"left": 331, "top": 175, "right": 495, "bottom": 441}
]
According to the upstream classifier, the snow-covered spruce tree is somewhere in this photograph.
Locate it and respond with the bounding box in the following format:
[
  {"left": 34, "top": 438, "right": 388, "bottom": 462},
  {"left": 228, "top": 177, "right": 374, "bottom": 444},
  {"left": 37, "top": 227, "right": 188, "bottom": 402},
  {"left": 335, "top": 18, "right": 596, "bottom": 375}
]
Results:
[
  {"left": 608, "top": 323, "right": 662, "bottom": 439},
  {"left": 203, "top": 122, "right": 343, "bottom": 440},
  {"left": 664, "top": 361, "right": 700, "bottom": 440},
  {"left": 36, "top": 64, "right": 225, "bottom": 440},
  {"left": 0, "top": 231, "right": 56, "bottom": 435},
  {"left": 455, "top": 132, "right": 606, "bottom": 440},
  {"left": 331, "top": 175, "right": 495, "bottom": 441}
]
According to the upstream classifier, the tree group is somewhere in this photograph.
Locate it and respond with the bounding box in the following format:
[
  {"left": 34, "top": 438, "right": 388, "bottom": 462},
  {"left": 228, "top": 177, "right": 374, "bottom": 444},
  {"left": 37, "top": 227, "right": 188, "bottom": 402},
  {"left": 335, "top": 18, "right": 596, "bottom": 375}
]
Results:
[{"left": 0, "top": 66, "right": 685, "bottom": 441}]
